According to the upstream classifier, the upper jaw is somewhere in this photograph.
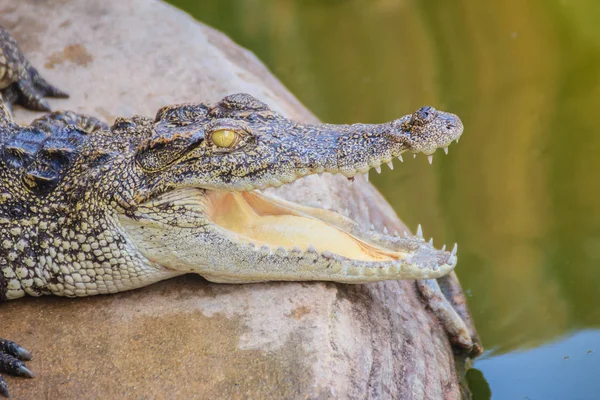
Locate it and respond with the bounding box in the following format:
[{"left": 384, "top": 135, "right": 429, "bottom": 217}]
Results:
[{"left": 188, "top": 106, "right": 464, "bottom": 192}]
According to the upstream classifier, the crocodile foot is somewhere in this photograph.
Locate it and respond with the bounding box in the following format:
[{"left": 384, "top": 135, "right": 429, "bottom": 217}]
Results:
[
  {"left": 417, "top": 272, "right": 483, "bottom": 358},
  {"left": 0, "top": 339, "right": 34, "bottom": 398},
  {"left": 0, "top": 25, "right": 68, "bottom": 121},
  {"left": 1, "top": 68, "right": 68, "bottom": 113}
]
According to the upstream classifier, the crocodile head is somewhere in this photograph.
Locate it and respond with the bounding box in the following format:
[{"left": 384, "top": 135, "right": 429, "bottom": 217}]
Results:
[{"left": 118, "top": 93, "right": 463, "bottom": 283}]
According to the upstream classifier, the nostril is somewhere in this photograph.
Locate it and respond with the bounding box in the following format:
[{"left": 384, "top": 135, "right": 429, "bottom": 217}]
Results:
[{"left": 411, "top": 106, "right": 436, "bottom": 126}]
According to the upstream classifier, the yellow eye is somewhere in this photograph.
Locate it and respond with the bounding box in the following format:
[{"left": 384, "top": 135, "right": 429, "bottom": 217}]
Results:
[{"left": 211, "top": 129, "right": 239, "bottom": 148}]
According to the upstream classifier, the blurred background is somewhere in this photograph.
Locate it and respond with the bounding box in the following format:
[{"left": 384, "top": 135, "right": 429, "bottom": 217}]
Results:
[{"left": 167, "top": 0, "right": 600, "bottom": 398}]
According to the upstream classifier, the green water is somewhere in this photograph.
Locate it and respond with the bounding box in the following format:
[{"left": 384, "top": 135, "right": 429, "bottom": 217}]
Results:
[{"left": 167, "top": 1, "right": 600, "bottom": 398}]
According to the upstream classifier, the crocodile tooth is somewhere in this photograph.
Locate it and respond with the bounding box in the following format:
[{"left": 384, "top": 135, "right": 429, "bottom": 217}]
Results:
[
  {"left": 447, "top": 254, "right": 457, "bottom": 266},
  {"left": 248, "top": 242, "right": 256, "bottom": 248},
  {"left": 427, "top": 155, "right": 433, "bottom": 164},
  {"left": 370, "top": 223, "right": 376, "bottom": 231},
  {"left": 387, "top": 161, "right": 394, "bottom": 170},
  {"left": 452, "top": 243, "right": 458, "bottom": 255},
  {"left": 378, "top": 265, "right": 391, "bottom": 276},
  {"left": 322, "top": 251, "right": 333, "bottom": 259},
  {"left": 276, "top": 246, "right": 287, "bottom": 255},
  {"left": 344, "top": 208, "right": 350, "bottom": 216},
  {"left": 442, "top": 244, "right": 446, "bottom": 251},
  {"left": 340, "top": 264, "right": 348, "bottom": 275},
  {"left": 348, "top": 262, "right": 364, "bottom": 276},
  {"left": 443, "top": 147, "right": 449, "bottom": 155},
  {"left": 416, "top": 224, "right": 423, "bottom": 238},
  {"left": 413, "top": 154, "right": 417, "bottom": 159},
  {"left": 307, "top": 244, "right": 317, "bottom": 253},
  {"left": 404, "top": 231, "right": 410, "bottom": 238},
  {"left": 375, "top": 165, "right": 381, "bottom": 174},
  {"left": 456, "top": 138, "right": 460, "bottom": 143},
  {"left": 394, "top": 230, "right": 399, "bottom": 237},
  {"left": 383, "top": 226, "right": 388, "bottom": 235},
  {"left": 364, "top": 266, "right": 376, "bottom": 277},
  {"left": 389, "top": 261, "right": 401, "bottom": 274},
  {"left": 293, "top": 246, "right": 302, "bottom": 253},
  {"left": 428, "top": 238, "right": 433, "bottom": 245},
  {"left": 329, "top": 262, "right": 342, "bottom": 273},
  {"left": 260, "top": 245, "right": 271, "bottom": 254},
  {"left": 398, "top": 155, "right": 404, "bottom": 162},
  {"left": 364, "top": 172, "right": 369, "bottom": 182}
]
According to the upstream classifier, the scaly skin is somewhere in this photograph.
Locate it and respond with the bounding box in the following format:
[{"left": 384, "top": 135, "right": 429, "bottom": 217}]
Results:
[{"left": 0, "top": 25, "right": 481, "bottom": 397}]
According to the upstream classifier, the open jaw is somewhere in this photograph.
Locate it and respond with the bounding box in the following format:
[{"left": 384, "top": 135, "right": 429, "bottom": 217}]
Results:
[
  {"left": 200, "top": 188, "right": 458, "bottom": 282},
  {"left": 124, "top": 100, "right": 464, "bottom": 283},
  {"left": 126, "top": 157, "right": 459, "bottom": 284},
  {"left": 197, "top": 106, "right": 462, "bottom": 282}
]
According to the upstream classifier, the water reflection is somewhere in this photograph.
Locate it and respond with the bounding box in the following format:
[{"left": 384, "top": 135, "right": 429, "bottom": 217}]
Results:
[
  {"left": 167, "top": 0, "right": 600, "bottom": 397},
  {"left": 466, "top": 368, "right": 491, "bottom": 400},
  {"left": 475, "top": 330, "right": 599, "bottom": 399}
]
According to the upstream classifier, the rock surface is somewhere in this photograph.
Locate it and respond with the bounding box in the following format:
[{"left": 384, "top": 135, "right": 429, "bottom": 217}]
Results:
[{"left": 0, "top": 0, "right": 464, "bottom": 398}]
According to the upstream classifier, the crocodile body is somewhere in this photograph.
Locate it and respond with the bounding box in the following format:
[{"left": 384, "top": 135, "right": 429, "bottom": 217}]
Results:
[{"left": 0, "top": 25, "right": 480, "bottom": 397}]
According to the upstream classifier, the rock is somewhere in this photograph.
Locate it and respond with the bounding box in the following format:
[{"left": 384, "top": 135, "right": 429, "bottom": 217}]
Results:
[{"left": 0, "top": 0, "right": 464, "bottom": 398}]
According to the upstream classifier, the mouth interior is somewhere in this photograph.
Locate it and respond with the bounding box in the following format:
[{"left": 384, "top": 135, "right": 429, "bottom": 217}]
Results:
[{"left": 207, "top": 191, "right": 402, "bottom": 262}]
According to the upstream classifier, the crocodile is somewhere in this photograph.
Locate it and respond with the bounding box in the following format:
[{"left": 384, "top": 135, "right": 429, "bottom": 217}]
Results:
[{"left": 0, "top": 25, "right": 481, "bottom": 397}]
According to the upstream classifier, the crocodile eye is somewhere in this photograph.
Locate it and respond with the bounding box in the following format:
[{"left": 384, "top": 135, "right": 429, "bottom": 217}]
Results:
[{"left": 211, "top": 129, "right": 239, "bottom": 148}]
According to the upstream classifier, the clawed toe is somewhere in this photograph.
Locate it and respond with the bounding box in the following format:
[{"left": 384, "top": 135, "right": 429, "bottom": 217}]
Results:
[
  {"left": 0, "top": 377, "right": 8, "bottom": 398},
  {"left": 17, "top": 65, "right": 69, "bottom": 111},
  {"left": 0, "top": 339, "right": 34, "bottom": 398},
  {"left": 1, "top": 27, "right": 68, "bottom": 114},
  {"left": 416, "top": 273, "right": 483, "bottom": 358},
  {"left": 0, "top": 340, "right": 31, "bottom": 363},
  {"left": 15, "top": 80, "right": 52, "bottom": 111},
  {"left": 30, "top": 67, "right": 69, "bottom": 99}
]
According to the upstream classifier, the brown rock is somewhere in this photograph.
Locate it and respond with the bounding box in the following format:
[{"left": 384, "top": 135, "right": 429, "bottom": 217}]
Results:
[{"left": 0, "top": 0, "right": 465, "bottom": 398}]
